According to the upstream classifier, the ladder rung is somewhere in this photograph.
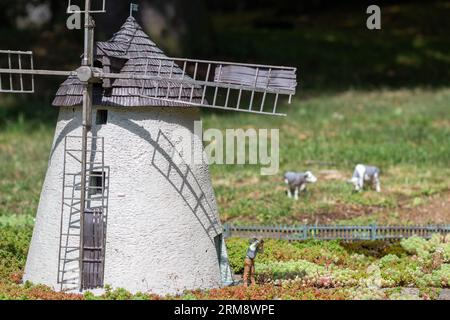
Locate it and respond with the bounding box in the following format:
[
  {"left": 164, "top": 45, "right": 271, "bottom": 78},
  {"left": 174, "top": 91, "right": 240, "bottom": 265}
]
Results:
[
  {"left": 60, "top": 278, "right": 79, "bottom": 283},
  {"left": 62, "top": 203, "right": 106, "bottom": 210},
  {"left": 65, "top": 173, "right": 105, "bottom": 177},
  {"left": 63, "top": 197, "right": 104, "bottom": 201},
  {"left": 59, "top": 268, "right": 79, "bottom": 273},
  {"left": 63, "top": 186, "right": 104, "bottom": 190},
  {"left": 65, "top": 149, "right": 103, "bottom": 153},
  {"left": 59, "top": 276, "right": 79, "bottom": 281},
  {"left": 63, "top": 206, "right": 80, "bottom": 210},
  {"left": 60, "top": 258, "right": 79, "bottom": 262},
  {"left": 59, "top": 273, "right": 78, "bottom": 278},
  {"left": 66, "top": 136, "right": 103, "bottom": 140},
  {"left": 61, "top": 233, "right": 80, "bottom": 237},
  {"left": 59, "top": 246, "right": 79, "bottom": 252},
  {"left": 63, "top": 201, "right": 81, "bottom": 206},
  {"left": 63, "top": 204, "right": 80, "bottom": 211}
]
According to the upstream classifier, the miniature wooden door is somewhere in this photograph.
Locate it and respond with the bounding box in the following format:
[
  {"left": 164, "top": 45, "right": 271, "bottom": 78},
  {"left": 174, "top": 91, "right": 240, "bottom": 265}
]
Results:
[{"left": 82, "top": 209, "right": 105, "bottom": 289}]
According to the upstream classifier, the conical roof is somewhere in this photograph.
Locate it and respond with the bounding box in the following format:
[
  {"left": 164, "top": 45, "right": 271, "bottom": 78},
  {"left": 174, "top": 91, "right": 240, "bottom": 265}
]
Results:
[{"left": 52, "top": 16, "right": 202, "bottom": 107}]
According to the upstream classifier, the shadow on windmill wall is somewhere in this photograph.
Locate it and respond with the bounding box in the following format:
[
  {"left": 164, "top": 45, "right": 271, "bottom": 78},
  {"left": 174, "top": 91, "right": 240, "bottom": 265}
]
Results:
[
  {"left": 116, "top": 117, "right": 222, "bottom": 245},
  {"left": 49, "top": 110, "right": 223, "bottom": 246}
]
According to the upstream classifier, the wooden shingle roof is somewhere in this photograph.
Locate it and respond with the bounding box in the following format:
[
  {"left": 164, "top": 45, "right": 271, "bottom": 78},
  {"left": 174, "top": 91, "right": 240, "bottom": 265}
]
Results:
[{"left": 52, "top": 17, "right": 202, "bottom": 107}]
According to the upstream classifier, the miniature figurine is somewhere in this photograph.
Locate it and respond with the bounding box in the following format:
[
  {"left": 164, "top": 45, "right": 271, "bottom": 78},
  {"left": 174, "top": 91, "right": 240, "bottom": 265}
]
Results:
[
  {"left": 348, "top": 164, "right": 381, "bottom": 192},
  {"left": 243, "top": 238, "right": 264, "bottom": 287},
  {"left": 284, "top": 171, "right": 318, "bottom": 200}
]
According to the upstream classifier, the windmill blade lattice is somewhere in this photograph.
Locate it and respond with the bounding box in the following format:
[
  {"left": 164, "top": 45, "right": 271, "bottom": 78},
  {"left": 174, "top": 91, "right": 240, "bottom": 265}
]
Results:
[
  {"left": 0, "top": 50, "right": 35, "bottom": 93},
  {"left": 125, "top": 57, "right": 297, "bottom": 116}
]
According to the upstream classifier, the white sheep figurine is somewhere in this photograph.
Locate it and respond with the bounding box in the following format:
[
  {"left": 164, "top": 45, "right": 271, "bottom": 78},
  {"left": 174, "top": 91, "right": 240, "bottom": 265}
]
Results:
[
  {"left": 284, "top": 171, "right": 318, "bottom": 200},
  {"left": 348, "top": 164, "right": 381, "bottom": 192}
]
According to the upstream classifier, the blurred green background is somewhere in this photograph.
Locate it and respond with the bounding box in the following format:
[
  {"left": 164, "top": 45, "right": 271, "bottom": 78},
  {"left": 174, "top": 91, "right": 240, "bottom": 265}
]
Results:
[{"left": 1, "top": 0, "right": 449, "bottom": 125}]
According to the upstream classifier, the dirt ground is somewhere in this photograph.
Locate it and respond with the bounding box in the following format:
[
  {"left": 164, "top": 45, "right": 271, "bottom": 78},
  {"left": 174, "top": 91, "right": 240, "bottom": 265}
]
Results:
[
  {"left": 296, "top": 191, "right": 450, "bottom": 224},
  {"left": 380, "top": 192, "right": 450, "bottom": 224}
]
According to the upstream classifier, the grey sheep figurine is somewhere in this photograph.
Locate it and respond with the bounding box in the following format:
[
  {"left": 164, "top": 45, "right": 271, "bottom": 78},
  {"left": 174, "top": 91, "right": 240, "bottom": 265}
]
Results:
[{"left": 284, "top": 171, "right": 318, "bottom": 200}]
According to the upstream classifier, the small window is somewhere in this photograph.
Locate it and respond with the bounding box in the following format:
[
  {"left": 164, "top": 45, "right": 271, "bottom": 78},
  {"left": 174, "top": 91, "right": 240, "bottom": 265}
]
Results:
[
  {"left": 94, "top": 60, "right": 103, "bottom": 69},
  {"left": 96, "top": 110, "right": 108, "bottom": 125},
  {"left": 104, "top": 87, "right": 113, "bottom": 97},
  {"left": 89, "top": 171, "right": 105, "bottom": 196}
]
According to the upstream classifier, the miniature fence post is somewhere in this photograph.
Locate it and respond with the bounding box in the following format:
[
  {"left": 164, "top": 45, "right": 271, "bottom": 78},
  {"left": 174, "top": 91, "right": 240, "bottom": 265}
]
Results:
[
  {"left": 303, "top": 225, "right": 308, "bottom": 240},
  {"left": 370, "top": 224, "right": 377, "bottom": 240},
  {"left": 295, "top": 225, "right": 301, "bottom": 241},
  {"left": 223, "top": 224, "right": 231, "bottom": 238}
]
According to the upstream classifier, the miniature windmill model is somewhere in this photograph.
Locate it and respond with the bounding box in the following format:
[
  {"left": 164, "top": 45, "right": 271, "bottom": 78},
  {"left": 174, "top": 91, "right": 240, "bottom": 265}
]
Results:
[{"left": 0, "top": 1, "right": 297, "bottom": 294}]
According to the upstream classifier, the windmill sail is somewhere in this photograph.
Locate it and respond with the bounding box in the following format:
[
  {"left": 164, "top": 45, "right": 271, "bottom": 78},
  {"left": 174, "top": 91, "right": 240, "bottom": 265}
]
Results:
[
  {"left": 99, "top": 57, "right": 297, "bottom": 116},
  {"left": 48, "top": 16, "right": 297, "bottom": 116},
  {"left": 214, "top": 65, "right": 297, "bottom": 94},
  {"left": 140, "top": 57, "right": 297, "bottom": 116},
  {"left": 0, "top": 50, "right": 35, "bottom": 93}
]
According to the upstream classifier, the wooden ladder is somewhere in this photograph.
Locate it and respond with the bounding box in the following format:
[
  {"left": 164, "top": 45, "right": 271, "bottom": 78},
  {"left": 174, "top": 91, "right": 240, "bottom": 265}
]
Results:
[{"left": 57, "top": 135, "right": 107, "bottom": 291}]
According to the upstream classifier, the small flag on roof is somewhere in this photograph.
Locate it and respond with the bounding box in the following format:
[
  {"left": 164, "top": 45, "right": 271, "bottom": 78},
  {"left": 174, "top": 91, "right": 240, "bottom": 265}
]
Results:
[{"left": 130, "top": 3, "right": 139, "bottom": 17}]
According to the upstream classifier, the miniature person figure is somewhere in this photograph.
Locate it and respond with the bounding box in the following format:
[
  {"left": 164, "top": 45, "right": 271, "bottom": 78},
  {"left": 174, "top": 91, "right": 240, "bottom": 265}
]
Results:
[
  {"left": 348, "top": 164, "right": 381, "bottom": 192},
  {"left": 284, "top": 171, "right": 318, "bottom": 200},
  {"left": 243, "top": 238, "right": 264, "bottom": 287}
]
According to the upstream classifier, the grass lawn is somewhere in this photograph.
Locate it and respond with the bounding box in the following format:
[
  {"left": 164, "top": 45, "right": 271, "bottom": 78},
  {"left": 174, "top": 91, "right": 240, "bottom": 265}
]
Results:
[
  {"left": 1, "top": 89, "right": 449, "bottom": 226},
  {"left": 207, "top": 88, "right": 450, "bottom": 225}
]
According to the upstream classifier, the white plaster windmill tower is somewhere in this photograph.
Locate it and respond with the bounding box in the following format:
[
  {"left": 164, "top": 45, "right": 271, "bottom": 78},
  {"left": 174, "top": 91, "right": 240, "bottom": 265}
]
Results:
[{"left": 0, "top": 1, "right": 297, "bottom": 294}]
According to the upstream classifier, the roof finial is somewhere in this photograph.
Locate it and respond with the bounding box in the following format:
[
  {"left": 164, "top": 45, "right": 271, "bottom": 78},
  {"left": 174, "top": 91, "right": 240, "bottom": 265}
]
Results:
[{"left": 130, "top": 3, "right": 139, "bottom": 17}]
